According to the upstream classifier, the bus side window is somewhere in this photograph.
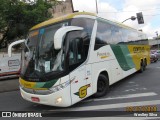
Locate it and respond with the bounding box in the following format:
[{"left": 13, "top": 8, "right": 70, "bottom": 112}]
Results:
[
  {"left": 69, "top": 38, "right": 76, "bottom": 65},
  {"left": 69, "top": 38, "right": 84, "bottom": 65},
  {"left": 76, "top": 38, "right": 83, "bottom": 62},
  {"left": 111, "top": 26, "right": 122, "bottom": 44},
  {"left": 94, "top": 20, "right": 112, "bottom": 50},
  {"left": 71, "top": 18, "right": 94, "bottom": 59},
  {"left": 67, "top": 31, "right": 85, "bottom": 67}
]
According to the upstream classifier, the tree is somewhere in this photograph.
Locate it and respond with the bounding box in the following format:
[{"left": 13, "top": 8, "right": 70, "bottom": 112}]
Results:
[{"left": 0, "top": 0, "right": 59, "bottom": 49}]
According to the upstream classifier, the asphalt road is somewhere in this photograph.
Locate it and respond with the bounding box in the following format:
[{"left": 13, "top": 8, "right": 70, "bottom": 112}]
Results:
[{"left": 0, "top": 62, "right": 160, "bottom": 119}]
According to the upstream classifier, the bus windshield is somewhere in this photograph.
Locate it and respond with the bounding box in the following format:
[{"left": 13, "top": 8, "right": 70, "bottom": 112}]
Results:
[
  {"left": 20, "top": 18, "right": 95, "bottom": 81},
  {"left": 21, "top": 21, "right": 69, "bottom": 80}
]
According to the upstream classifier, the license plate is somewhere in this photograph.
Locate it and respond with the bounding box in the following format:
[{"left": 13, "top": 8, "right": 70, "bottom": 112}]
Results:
[{"left": 31, "top": 97, "right": 40, "bottom": 102}]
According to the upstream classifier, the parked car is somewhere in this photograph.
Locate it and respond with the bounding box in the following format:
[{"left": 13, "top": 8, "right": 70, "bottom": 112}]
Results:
[
  {"left": 155, "top": 50, "right": 160, "bottom": 59},
  {"left": 150, "top": 52, "right": 158, "bottom": 63},
  {"left": 151, "top": 50, "right": 160, "bottom": 59}
]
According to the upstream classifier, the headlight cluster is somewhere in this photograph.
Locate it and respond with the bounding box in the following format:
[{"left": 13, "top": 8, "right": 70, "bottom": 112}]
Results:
[{"left": 49, "top": 80, "right": 71, "bottom": 93}]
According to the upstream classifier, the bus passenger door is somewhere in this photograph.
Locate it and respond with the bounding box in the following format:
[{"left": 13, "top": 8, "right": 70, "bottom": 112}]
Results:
[
  {"left": 85, "top": 64, "right": 92, "bottom": 97},
  {"left": 68, "top": 32, "right": 87, "bottom": 104},
  {"left": 70, "top": 65, "right": 86, "bottom": 105}
]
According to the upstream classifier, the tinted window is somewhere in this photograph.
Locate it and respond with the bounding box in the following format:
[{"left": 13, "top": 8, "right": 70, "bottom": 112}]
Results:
[
  {"left": 71, "top": 18, "right": 94, "bottom": 58},
  {"left": 124, "top": 30, "right": 138, "bottom": 44},
  {"left": 69, "top": 38, "right": 84, "bottom": 65},
  {"left": 38, "top": 24, "right": 63, "bottom": 56},
  {"left": 66, "top": 31, "right": 84, "bottom": 65},
  {"left": 94, "top": 20, "right": 112, "bottom": 50},
  {"left": 27, "top": 30, "right": 39, "bottom": 51},
  {"left": 121, "top": 29, "right": 148, "bottom": 45},
  {"left": 71, "top": 18, "right": 94, "bottom": 35},
  {"left": 120, "top": 28, "right": 128, "bottom": 44},
  {"left": 111, "top": 26, "right": 122, "bottom": 44}
]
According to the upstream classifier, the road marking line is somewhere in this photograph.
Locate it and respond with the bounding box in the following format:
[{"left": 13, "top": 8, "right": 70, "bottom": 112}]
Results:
[
  {"left": 126, "top": 84, "right": 139, "bottom": 87},
  {"left": 83, "top": 92, "right": 157, "bottom": 102},
  {"left": 156, "top": 67, "right": 160, "bottom": 69},
  {"left": 49, "top": 99, "right": 160, "bottom": 112},
  {"left": 128, "top": 82, "right": 135, "bottom": 84},
  {"left": 124, "top": 87, "right": 147, "bottom": 92}
]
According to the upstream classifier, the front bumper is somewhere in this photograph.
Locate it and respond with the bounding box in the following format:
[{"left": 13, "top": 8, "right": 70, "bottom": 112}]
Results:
[{"left": 20, "top": 85, "right": 72, "bottom": 107}]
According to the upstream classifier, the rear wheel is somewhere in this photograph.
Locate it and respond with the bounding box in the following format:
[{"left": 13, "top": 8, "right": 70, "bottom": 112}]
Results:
[
  {"left": 139, "top": 61, "right": 145, "bottom": 73},
  {"left": 144, "top": 59, "right": 147, "bottom": 70},
  {"left": 93, "top": 74, "right": 109, "bottom": 98}
]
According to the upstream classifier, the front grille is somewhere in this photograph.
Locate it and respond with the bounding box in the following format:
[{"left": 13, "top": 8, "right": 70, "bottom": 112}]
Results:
[{"left": 20, "top": 86, "right": 52, "bottom": 95}]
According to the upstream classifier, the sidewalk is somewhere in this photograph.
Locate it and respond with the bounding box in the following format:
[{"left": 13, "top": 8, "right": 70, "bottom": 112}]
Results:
[{"left": 0, "top": 78, "right": 19, "bottom": 92}]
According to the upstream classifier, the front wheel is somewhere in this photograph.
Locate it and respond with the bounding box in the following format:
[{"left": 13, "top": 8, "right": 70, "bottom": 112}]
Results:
[{"left": 93, "top": 74, "right": 109, "bottom": 98}]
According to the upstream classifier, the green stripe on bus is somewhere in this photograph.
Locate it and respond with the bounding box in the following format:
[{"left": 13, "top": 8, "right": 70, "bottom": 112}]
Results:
[
  {"left": 33, "top": 79, "right": 58, "bottom": 89},
  {"left": 110, "top": 45, "right": 135, "bottom": 71},
  {"left": 35, "top": 82, "right": 46, "bottom": 88},
  {"left": 42, "top": 79, "right": 58, "bottom": 88},
  {"left": 119, "top": 45, "right": 135, "bottom": 69}
]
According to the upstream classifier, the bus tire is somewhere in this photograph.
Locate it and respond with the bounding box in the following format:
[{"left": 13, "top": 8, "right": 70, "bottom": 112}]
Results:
[
  {"left": 144, "top": 59, "right": 147, "bottom": 70},
  {"left": 93, "top": 74, "right": 109, "bottom": 98},
  {"left": 139, "top": 61, "right": 145, "bottom": 73}
]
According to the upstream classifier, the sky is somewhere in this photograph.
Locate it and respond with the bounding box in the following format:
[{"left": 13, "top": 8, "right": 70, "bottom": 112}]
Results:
[{"left": 72, "top": 0, "right": 160, "bottom": 39}]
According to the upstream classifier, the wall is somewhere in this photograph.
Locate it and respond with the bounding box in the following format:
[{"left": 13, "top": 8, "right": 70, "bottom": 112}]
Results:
[{"left": 49, "top": 0, "right": 74, "bottom": 18}]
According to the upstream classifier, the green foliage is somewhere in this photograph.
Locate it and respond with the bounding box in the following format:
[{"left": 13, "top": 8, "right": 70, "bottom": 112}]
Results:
[{"left": 0, "top": 0, "right": 56, "bottom": 48}]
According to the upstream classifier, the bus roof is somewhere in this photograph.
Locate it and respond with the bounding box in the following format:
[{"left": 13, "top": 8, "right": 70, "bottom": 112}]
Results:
[
  {"left": 30, "top": 12, "right": 96, "bottom": 31},
  {"left": 97, "top": 17, "right": 145, "bottom": 35},
  {"left": 30, "top": 12, "right": 144, "bottom": 34},
  {"left": 97, "top": 17, "right": 137, "bottom": 31}
]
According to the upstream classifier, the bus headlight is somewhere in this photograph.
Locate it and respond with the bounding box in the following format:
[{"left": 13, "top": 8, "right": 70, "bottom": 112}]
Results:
[
  {"left": 56, "top": 97, "right": 62, "bottom": 104},
  {"left": 49, "top": 80, "right": 70, "bottom": 93}
]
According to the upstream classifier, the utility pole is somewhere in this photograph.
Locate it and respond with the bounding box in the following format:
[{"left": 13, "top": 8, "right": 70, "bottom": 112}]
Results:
[{"left": 95, "top": 0, "right": 98, "bottom": 14}]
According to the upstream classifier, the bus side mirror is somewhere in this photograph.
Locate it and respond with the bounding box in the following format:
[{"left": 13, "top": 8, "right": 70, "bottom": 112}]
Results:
[
  {"left": 8, "top": 39, "right": 25, "bottom": 57},
  {"left": 54, "top": 26, "right": 83, "bottom": 50}
]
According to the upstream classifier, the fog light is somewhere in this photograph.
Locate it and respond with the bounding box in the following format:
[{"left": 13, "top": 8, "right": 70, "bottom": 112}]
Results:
[{"left": 56, "top": 97, "right": 62, "bottom": 104}]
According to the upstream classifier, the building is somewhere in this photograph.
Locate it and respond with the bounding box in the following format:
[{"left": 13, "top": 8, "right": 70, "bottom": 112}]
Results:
[
  {"left": 49, "top": 0, "right": 74, "bottom": 18},
  {"left": 149, "top": 39, "right": 160, "bottom": 50}
]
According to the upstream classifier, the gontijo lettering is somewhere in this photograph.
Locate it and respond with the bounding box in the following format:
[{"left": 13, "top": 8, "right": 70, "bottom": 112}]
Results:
[{"left": 133, "top": 47, "right": 145, "bottom": 53}]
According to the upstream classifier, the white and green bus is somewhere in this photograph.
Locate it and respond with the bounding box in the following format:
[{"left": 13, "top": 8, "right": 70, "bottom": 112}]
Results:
[{"left": 8, "top": 12, "right": 150, "bottom": 107}]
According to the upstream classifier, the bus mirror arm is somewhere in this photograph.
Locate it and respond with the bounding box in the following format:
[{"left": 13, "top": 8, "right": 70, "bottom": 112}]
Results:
[
  {"left": 8, "top": 39, "right": 25, "bottom": 57},
  {"left": 54, "top": 26, "right": 84, "bottom": 50}
]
